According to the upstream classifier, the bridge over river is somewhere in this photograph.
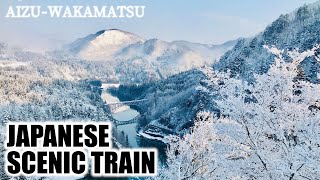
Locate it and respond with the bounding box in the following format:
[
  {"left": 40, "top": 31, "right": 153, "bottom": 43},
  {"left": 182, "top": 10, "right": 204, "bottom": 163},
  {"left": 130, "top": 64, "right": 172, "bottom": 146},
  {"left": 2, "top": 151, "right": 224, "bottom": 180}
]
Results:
[
  {"left": 106, "top": 99, "right": 152, "bottom": 113},
  {"left": 109, "top": 114, "right": 142, "bottom": 126},
  {"left": 104, "top": 98, "right": 150, "bottom": 126},
  {"left": 99, "top": 82, "right": 157, "bottom": 149}
]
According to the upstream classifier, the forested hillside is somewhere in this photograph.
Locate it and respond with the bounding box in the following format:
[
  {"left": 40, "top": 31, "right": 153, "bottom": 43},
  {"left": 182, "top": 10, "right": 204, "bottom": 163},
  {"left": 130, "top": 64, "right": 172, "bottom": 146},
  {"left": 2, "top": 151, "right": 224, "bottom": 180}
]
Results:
[
  {"left": 134, "top": 1, "right": 320, "bottom": 139},
  {"left": 216, "top": 2, "right": 320, "bottom": 82},
  {"left": 0, "top": 47, "right": 113, "bottom": 178},
  {"left": 157, "top": 44, "right": 320, "bottom": 180}
]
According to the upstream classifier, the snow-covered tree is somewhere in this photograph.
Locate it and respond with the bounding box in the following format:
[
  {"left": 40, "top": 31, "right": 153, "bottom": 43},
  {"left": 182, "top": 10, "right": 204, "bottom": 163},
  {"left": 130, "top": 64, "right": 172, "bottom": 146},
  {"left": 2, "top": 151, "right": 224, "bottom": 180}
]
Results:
[
  {"left": 157, "top": 111, "right": 217, "bottom": 180},
  {"left": 157, "top": 45, "right": 320, "bottom": 179},
  {"left": 212, "top": 45, "right": 320, "bottom": 179}
]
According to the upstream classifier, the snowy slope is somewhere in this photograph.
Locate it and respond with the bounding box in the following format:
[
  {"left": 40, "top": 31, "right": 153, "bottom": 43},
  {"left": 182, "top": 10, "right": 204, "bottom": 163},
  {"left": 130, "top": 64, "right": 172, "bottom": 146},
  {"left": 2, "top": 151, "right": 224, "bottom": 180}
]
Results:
[
  {"left": 0, "top": 60, "right": 28, "bottom": 68},
  {"left": 67, "top": 29, "right": 236, "bottom": 83},
  {"left": 116, "top": 39, "right": 234, "bottom": 71},
  {"left": 216, "top": 1, "right": 320, "bottom": 83},
  {"left": 69, "top": 29, "right": 144, "bottom": 60},
  {"left": 69, "top": 29, "right": 235, "bottom": 63}
]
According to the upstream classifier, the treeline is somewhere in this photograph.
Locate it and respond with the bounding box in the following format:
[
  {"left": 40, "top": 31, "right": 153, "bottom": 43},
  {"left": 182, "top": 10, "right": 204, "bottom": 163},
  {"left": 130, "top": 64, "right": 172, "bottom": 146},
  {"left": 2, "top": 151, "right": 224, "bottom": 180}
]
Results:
[
  {"left": 131, "top": 69, "right": 215, "bottom": 134},
  {"left": 109, "top": 83, "right": 152, "bottom": 101}
]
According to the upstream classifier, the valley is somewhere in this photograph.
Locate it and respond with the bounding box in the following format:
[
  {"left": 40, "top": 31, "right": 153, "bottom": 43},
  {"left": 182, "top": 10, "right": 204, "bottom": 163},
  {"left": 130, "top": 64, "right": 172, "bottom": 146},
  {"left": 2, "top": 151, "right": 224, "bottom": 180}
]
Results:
[{"left": 1, "top": 1, "right": 320, "bottom": 179}]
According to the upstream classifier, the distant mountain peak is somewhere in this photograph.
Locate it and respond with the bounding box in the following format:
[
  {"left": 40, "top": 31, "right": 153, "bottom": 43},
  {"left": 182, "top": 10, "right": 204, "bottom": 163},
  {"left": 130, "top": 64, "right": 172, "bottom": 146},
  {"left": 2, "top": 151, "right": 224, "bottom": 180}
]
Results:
[
  {"left": 68, "top": 29, "right": 144, "bottom": 60},
  {"left": 92, "top": 29, "right": 144, "bottom": 46},
  {"left": 107, "top": 28, "right": 134, "bottom": 34}
]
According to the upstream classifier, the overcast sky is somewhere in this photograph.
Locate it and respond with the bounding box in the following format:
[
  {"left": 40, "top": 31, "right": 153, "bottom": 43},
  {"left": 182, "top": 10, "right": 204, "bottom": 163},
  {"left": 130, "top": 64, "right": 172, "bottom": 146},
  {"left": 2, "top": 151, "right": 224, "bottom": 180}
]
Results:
[{"left": 0, "top": 0, "right": 318, "bottom": 51}]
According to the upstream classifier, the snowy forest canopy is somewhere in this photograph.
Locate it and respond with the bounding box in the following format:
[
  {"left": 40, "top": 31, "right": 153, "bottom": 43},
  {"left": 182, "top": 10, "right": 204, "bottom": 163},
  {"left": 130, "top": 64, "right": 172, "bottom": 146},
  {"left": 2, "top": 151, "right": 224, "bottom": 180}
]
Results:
[
  {"left": 156, "top": 46, "right": 320, "bottom": 179},
  {"left": 0, "top": 49, "right": 115, "bottom": 178}
]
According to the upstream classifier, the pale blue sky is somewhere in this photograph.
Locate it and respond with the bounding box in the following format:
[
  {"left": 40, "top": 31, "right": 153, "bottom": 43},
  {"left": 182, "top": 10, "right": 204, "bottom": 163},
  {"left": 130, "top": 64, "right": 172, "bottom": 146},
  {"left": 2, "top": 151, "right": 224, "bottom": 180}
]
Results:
[{"left": 0, "top": 0, "right": 318, "bottom": 51}]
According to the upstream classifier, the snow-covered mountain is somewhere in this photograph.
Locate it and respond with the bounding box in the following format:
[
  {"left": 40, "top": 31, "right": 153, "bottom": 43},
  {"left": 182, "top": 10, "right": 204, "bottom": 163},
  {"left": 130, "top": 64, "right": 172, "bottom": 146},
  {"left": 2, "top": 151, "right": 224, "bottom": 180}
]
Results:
[
  {"left": 69, "top": 29, "right": 144, "bottom": 60},
  {"left": 115, "top": 39, "right": 233, "bottom": 70},
  {"left": 67, "top": 29, "right": 237, "bottom": 83},
  {"left": 216, "top": 1, "right": 320, "bottom": 83}
]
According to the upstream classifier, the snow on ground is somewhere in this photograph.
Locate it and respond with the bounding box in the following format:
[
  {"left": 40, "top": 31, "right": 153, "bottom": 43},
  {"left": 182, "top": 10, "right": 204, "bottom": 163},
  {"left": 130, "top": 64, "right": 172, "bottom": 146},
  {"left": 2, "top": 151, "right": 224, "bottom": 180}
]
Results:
[
  {"left": 0, "top": 60, "right": 28, "bottom": 68},
  {"left": 101, "top": 83, "right": 120, "bottom": 90},
  {"left": 138, "top": 130, "right": 169, "bottom": 144}
]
